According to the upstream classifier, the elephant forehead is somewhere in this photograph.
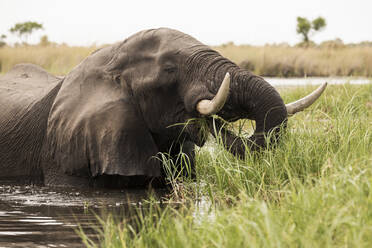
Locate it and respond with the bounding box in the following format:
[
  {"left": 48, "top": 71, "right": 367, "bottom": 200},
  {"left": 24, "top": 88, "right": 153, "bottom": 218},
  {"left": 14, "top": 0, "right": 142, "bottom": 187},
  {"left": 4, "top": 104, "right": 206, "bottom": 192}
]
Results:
[{"left": 116, "top": 28, "right": 204, "bottom": 59}]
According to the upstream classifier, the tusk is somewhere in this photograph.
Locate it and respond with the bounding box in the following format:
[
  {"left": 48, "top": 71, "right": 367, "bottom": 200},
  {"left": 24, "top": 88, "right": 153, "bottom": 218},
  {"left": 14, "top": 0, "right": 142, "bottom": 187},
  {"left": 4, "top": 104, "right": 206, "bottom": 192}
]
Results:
[
  {"left": 196, "top": 72, "right": 231, "bottom": 115},
  {"left": 286, "top": 82, "right": 328, "bottom": 115}
]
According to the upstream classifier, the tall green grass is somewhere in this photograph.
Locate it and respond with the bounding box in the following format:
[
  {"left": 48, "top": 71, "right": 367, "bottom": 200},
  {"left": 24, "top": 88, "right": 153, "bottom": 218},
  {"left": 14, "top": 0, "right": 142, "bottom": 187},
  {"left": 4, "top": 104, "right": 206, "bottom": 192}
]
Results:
[{"left": 80, "top": 83, "right": 372, "bottom": 247}]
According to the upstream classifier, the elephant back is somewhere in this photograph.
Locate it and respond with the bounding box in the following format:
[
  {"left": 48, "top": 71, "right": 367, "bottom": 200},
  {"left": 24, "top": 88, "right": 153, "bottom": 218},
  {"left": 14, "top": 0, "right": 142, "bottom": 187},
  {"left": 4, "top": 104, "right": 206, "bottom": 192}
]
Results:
[
  {"left": 0, "top": 63, "right": 63, "bottom": 182},
  {"left": 0, "top": 63, "right": 62, "bottom": 93}
]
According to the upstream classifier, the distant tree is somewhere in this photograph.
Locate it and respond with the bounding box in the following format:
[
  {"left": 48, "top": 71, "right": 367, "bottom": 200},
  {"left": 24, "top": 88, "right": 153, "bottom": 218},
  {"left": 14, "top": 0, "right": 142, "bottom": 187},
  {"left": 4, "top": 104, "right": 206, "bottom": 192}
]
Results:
[
  {"left": 296, "top": 17, "right": 326, "bottom": 43},
  {"left": 9, "top": 21, "right": 43, "bottom": 43},
  {"left": 0, "top": 34, "right": 6, "bottom": 47},
  {"left": 296, "top": 17, "right": 311, "bottom": 43},
  {"left": 312, "top": 17, "right": 326, "bottom": 32}
]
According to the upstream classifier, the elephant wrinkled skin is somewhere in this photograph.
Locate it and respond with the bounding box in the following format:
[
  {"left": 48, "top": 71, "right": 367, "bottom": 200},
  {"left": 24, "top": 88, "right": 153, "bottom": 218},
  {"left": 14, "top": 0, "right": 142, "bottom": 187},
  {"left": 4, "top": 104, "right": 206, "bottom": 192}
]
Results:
[{"left": 0, "top": 28, "right": 326, "bottom": 188}]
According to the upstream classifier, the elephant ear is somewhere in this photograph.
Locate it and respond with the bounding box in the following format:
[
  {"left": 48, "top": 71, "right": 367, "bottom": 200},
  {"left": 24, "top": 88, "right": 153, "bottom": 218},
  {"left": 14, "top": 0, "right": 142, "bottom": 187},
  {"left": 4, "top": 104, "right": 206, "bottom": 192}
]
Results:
[{"left": 44, "top": 63, "right": 161, "bottom": 179}]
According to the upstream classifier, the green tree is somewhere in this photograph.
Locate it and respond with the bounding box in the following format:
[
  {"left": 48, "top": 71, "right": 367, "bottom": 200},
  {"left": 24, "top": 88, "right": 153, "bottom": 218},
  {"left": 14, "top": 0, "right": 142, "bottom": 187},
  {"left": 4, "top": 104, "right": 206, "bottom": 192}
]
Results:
[
  {"left": 312, "top": 17, "right": 326, "bottom": 31},
  {"left": 9, "top": 21, "right": 43, "bottom": 43},
  {"left": 296, "top": 17, "right": 326, "bottom": 43}
]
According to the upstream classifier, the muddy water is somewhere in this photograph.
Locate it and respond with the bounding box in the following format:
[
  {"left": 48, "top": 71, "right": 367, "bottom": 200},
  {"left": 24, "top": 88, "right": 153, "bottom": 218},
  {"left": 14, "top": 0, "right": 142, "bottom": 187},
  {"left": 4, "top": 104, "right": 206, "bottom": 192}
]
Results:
[{"left": 0, "top": 182, "right": 167, "bottom": 247}]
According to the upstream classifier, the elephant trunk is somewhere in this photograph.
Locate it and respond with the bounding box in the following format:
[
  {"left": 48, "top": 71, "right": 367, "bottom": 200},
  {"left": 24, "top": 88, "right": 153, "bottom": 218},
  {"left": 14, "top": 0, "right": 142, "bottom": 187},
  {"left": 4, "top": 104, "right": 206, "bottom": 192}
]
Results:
[{"left": 230, "top": 72, "right": 288, "bottom": 150}]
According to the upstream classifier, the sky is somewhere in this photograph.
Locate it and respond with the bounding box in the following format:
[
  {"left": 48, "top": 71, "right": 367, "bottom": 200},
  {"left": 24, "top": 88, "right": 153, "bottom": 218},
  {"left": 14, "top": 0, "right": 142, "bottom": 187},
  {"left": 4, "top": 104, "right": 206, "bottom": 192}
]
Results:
[{"left": 1, "top": 0, "right": 371, "bottom": 46}]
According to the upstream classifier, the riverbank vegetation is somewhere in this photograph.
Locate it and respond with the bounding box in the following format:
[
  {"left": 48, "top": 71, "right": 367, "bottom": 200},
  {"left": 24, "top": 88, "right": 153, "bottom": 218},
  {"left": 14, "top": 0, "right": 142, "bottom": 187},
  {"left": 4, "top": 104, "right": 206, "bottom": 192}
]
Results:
[
  {"left": 1, "top": 42, "right": 372, "bottom": 77},
  {"left": 0, "top": 45, "right": 96, "bottom": 75},
  {"left": 80, "top": 83, "right": 372, "bottom": 247},
  {"left": 214, "top": 42, "right": 372, "bottom": 77}
]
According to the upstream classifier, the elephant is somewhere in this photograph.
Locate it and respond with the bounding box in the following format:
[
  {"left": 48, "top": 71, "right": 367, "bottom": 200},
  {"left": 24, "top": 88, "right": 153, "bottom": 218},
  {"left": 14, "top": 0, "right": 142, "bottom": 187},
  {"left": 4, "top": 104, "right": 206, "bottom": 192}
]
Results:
[{"left": 0, "top": 28, "right": 327, "bottom": 188}]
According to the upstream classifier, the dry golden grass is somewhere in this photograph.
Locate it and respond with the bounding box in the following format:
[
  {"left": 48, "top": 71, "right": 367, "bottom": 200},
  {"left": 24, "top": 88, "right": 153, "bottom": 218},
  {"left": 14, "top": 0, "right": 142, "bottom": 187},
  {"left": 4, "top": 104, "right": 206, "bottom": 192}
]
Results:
[
  {"left": 1, "top": 44, "right": 372, "bottom": 77},
  {"left": 0, "top": 45, "right": 96, "bottom": 75},
  {"left": 214, "top": 44, "right": 372, "bottom": 77}
]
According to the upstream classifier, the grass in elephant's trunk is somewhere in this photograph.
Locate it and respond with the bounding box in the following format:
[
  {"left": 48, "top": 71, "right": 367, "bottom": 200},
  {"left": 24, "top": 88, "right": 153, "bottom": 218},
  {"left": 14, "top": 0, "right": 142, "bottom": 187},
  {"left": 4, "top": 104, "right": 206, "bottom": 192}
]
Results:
[{"left": 79, "top": 83, "right": 372, "bottom": 248}]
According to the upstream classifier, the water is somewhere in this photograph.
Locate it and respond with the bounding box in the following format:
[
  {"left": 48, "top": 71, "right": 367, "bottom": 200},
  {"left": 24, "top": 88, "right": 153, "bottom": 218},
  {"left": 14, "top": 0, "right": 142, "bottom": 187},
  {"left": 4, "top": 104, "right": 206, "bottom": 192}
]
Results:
[{"left": 0, "top": 183, "right": 167, "bottom": 247}]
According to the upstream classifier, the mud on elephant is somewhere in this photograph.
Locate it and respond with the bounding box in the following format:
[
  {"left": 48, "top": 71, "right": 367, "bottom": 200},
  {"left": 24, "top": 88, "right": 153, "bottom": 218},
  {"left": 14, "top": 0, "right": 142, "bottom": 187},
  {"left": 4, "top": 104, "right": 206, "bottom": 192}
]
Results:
[{"left": 0, "top": 28, "right": 327, "bottom": 188}]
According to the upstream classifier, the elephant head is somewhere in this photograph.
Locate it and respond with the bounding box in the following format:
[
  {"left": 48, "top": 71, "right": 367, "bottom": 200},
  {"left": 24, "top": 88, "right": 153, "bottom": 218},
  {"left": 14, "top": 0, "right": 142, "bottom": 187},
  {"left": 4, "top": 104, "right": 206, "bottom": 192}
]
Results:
[{"left": 43, "top": 28, "right": 326, "bottom": 185}]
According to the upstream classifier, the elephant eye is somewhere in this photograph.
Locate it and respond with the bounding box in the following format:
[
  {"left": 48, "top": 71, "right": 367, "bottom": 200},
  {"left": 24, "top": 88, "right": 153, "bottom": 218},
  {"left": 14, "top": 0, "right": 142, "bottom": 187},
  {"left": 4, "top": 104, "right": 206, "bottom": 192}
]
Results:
[{"left": 114, "top": 75, "right": 121, "bottom": 85}]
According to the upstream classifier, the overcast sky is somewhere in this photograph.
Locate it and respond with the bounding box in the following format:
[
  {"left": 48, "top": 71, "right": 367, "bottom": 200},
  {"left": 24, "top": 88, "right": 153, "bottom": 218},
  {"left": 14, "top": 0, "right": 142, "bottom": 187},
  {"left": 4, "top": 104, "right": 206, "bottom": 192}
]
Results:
[{"left": 1, "top": 0, "right": 371, "bottom": 46}]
